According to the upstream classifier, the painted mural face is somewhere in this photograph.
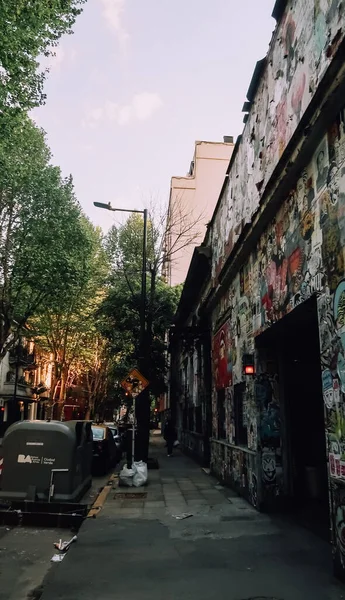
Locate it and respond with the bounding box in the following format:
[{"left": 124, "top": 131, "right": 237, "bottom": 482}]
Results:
[
  {"left": 315, "top": 138, "right": 330, "bottom": 193},
  {"left": 262, "top": 450, "right": 276, "bottom": 484}
]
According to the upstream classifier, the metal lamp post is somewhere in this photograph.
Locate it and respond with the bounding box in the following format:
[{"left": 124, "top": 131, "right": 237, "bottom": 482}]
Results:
[{"left": 94, "top": 202, "right": 148, "bottom": 463}]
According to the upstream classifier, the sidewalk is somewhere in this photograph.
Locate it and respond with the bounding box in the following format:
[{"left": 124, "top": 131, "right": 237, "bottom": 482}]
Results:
[{"left": 42, "top": 433, "right": 345, "bottom": 600}]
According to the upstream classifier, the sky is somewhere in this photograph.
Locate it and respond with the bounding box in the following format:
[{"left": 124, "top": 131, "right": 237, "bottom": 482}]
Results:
[{"left": 33, "top": 0, "right": 276, "bottom": 232}]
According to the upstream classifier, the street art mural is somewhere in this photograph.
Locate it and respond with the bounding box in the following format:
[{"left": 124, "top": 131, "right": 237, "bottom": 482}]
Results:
[
  {"left": 210, "top": 105, "right": 345, "bottom": 552},
  {"left": 213, "top": 321, "right": 232, "bottom": 390},
  {"left": 211, "top": 0, "right": 344, "bottom": 281},
  {"left": 210, "top": 438, "right": 257, "bottom": 506}
]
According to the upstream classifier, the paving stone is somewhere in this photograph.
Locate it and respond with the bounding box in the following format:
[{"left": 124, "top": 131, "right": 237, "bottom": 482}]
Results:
[
  {"left": 115, "top": 508, "right": 144, "bottom": 517},
  {"left": 165, "top": 501, "right": 188, "bottom": 509},
  {"left": 146, "top": 495, "right": 165, "bottom": 502},
  {"left": 183, "top": 491, "right": 205, "bottom": 500},
  {"left": 120, "top": 500, "right": 145, "bottom": 508}
]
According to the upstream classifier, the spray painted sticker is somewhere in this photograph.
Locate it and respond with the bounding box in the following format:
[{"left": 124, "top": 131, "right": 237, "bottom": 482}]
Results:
[{"left": 322, "top": 369, "right": 334, "bottom": 408}]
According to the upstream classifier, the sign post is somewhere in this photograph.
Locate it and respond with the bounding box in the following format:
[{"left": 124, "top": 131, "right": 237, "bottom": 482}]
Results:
[{"left": 121, "top": 369, "right": 149, "bottom": 467}]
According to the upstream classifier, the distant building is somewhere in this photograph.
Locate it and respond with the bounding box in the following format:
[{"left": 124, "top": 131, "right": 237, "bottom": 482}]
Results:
[
  {"left": 162, "top": 139, "right": 234, "bottom": 286},
  {"left": 0, "top": 339, "right": 52, "bottom": 435}
]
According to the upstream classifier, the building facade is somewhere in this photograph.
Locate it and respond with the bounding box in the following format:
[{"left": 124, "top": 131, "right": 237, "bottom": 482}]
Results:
[
  {"left": 161, "top": 139, "right": 234, "bottom": 418},
  {"left": 170, "top": 0, "right": 345, "bottom": 579},
  {"left": 0, "top": 338, "right": 90, "bottom": 433},
  {"left": 162, "top": 139, "right": 234, "bottom": 287},
  {"left": 169, "top": 245, "right": 213, "bottom": 464},
  {"left": 0, "top": 339, "right": 53, "bottom": 434}
]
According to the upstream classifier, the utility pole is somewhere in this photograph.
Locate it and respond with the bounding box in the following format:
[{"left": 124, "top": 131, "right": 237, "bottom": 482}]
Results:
[
  {"left": 94, "top": 202, "right": 150, "bottom": 462},
  {"left": 139, "top": 208, "right": 148, "bottom": 363},
  {"left": 137, "top": 208, "right": 150, "bottom": 461}
]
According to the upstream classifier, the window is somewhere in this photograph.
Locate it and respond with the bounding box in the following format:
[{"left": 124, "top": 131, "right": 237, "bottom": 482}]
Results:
[
  {"left": 217, "top": 389, "right": 226, "bottom": 439},
  {"left": 92, "top": 427, "right": 105, "bottom": 441},
  {"left": 234, "top": 383, "right": 247, "bottom": 446}
]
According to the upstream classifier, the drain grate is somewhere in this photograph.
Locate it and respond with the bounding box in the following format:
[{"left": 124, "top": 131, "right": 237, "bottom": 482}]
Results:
[{"left": 114, "top": 492, "right": 147, "bottom": 499}]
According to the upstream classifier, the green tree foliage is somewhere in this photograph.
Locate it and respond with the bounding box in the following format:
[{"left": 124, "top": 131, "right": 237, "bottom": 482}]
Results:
[
  {"left": 0, "top": 117, "right": 92, "bottom": 360},
  {"left": 100, "top": 214, "right": 182, "bottom": 398},
  {"left": 31, "top": 221, "right": 111, "bottom": 410},
  {"left": 0, "top": 0, "right": 86, "bottom": 115}
]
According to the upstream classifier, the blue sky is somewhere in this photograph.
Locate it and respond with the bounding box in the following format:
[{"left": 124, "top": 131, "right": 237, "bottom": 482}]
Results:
[{"left": 33, "top": 0, "right": 275, "bottom": 231}]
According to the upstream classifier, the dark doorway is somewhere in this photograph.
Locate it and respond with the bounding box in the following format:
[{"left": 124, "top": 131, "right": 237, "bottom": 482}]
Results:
[{"left": 257, "top": 296, "right": 329, "bottom": 539}]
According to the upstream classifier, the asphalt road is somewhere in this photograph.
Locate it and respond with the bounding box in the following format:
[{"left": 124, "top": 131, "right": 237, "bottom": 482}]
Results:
[{"left": 0, "top": 471, "right": 112, "bottom": 600}]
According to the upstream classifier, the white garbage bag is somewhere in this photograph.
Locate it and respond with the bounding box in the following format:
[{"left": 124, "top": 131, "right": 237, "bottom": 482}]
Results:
[
  {"left": 119, "top": 464, "right": 135, "bottom": 487},
  {"left": 132, "top": 461, "right": 148, "bottom": 487}
]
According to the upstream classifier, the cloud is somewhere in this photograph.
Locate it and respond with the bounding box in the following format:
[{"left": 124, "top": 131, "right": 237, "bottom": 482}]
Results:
[
  {"left": 99, "top": 0, "right": 130, "bottom": 52},
  {"left": 83, "top": 92, "right": 163, "bottom": 128}
]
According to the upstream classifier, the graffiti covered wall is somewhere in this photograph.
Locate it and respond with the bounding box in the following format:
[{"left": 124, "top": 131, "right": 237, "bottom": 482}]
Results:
[
  {"left": 211, "top": 0, "right": 344, "bottom": 281},
  {"left": 211, "top": 106, "right": 345, "bottom": 529},
  {"left": 213, "top": 109, "right": 345, "bottom": 338}
]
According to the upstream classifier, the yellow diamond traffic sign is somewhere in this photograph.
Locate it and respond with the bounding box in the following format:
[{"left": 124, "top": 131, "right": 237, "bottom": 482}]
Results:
[{"left": 121, "top": 368, "right": 149, "bottom": 396}]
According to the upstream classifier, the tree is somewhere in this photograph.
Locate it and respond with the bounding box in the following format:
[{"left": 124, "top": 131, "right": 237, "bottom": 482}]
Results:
[
  {"left": 100, "top": 263, "right": 181, "bottom": 397},
  {"left": 0, "top": 0, "right": 86, "bottom": 116},
  {"left": 31, "top": 221, "right": 110, "bottom": 417},
  {"left": 83, "top": 335, "right": 113, "bottom": 420},
  {"left": 0, "top": 117, "right": 92, "bottom": 361},
  {"left": 100, "top": 205, "right": 198, "bottom": 459}
]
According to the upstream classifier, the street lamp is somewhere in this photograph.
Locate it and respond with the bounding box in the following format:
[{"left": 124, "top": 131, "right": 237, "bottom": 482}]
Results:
[
  {"left": 94, "top": 202, "right": 148, "bottom": 362},
  {"left": 94, "top": 201, "right": 149, "bottom": 462}
]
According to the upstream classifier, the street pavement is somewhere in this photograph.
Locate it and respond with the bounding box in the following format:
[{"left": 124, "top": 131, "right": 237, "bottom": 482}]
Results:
[
  {"left": 41, "top": 433, "right": 345, "bottom": 600},
  {"left": 0, "top": 472, "right": 110, "bottom": 600}
]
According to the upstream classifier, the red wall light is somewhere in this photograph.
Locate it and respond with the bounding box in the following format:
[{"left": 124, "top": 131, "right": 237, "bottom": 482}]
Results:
[{"left": 243, "top": 354, "right": 255, "bottom": 375}]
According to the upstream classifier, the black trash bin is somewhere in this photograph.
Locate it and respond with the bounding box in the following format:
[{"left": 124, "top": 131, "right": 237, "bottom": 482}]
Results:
[{"left": 0, "top": 420, "right": 93, "bottom": 502}]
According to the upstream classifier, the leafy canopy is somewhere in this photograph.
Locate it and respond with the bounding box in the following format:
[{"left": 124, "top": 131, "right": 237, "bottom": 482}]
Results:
[
  {"left": 100, "top": 215, "right": 182, "bottom": 398},
  {"left": 0, "top": 0, "right": 86, "bottom": 113},
  {"left": 0, "top": 117, "right": 93, "bottom": 359}
]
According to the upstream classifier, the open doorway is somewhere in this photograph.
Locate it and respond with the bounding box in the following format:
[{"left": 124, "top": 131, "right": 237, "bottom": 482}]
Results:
[{"left": 257, "top": 296, "right": 329, "bottom": 538}]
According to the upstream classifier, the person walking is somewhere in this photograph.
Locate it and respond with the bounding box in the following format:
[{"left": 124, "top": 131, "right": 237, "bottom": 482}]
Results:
[{"left": 164, "top": 417, "right": 176, "bottom": 457}]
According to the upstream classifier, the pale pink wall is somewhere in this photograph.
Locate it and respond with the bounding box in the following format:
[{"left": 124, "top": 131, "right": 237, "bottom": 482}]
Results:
[{"left": 167, "top": 141, "right": 233, "bottom": 286}]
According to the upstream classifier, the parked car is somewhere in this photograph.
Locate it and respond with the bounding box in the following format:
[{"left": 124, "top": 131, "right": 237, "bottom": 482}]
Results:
[
  {"left": 91, "top": 425, "right": 117, "bottom": 474},
  {"left": 104, "top": 423, "right": 122, "bottom": 458}
]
